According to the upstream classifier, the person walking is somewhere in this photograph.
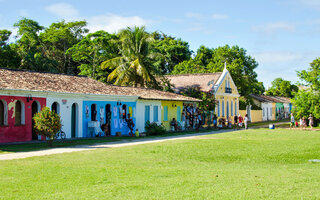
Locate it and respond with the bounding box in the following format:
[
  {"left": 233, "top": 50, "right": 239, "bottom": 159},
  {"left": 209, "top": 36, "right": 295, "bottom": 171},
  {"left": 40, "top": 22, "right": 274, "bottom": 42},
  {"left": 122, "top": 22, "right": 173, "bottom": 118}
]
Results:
[
  {"left": 233, "top": 115, "right": 238, "bottom": 129},
  {"left": 244, "top": 114, "right": 249, "bottom": 130},
  {"left": 308, "top": 114, "right": 314, "bottom": 129},
  {"left": 238, "top": 114, "right": 243, "bottom": 128},
  {"left": 290, "top": 113, "right": 295, "bottom": 129}
]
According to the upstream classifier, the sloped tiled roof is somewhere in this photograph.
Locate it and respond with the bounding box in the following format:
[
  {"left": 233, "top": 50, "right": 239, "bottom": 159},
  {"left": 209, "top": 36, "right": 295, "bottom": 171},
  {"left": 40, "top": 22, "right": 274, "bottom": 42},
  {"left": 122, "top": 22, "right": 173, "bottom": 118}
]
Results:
[
  {"left": 0, "top": 68, "right": 200, "bottom": 102},
  {"left": 250, "top": 94, "right": 290, "bottom": 103},
  {"left": 250, "top": 94, "right": 272, "bottom": 102},
  {"left": 165, "top": 73, "right": 222, "bottom": 93}
]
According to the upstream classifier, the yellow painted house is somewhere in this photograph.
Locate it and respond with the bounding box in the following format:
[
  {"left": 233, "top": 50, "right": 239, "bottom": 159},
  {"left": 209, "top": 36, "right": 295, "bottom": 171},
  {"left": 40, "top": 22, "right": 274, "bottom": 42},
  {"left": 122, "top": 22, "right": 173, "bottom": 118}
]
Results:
[
  {"left": 213, "top": 66, "right": 240, "bottom": 122},
  {"left": 161, "top": 100, "right": 184, "bottom": 130},
  {"left": 166, "top": 64, "right": 240, "bottom": 123}
]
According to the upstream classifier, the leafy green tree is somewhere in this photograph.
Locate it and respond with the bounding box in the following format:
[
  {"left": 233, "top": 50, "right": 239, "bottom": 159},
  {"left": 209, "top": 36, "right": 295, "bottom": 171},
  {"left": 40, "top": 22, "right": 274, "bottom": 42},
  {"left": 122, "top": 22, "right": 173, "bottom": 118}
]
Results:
[
  {"left": 40, "top": 20, "right": 88, "bottom": 74},
  {"left": 179, "top": 87, "right": 216, "bottom": 111},
  {"left": 0, "top": 29, "right": 20, "bottom": 68},
  {"left": 13, "top": 18, "right": 53, "bottom": 71},
  {"left": 152, "top": 32, "right": 192, "bottom": 74},
  {"left": 266, "top": 78, "right": 298, "bottom": 98},
  {"left": 252, "top": 82, "right": 265, "bottom": 95},
  {"left": 101, "top": 26, "right": 162, "bottom": 88},
  {"left": 292, "top": 58, "right": 320, "bottom": 124},
  {"left": 67, "top": 31, "right": 119, "bottom": 82},
  {"left": 33, "top": 107, "right": 62, "bottom": 147},
  {"left": 297, "top": 58, "right": 320, "bottom": 91}
]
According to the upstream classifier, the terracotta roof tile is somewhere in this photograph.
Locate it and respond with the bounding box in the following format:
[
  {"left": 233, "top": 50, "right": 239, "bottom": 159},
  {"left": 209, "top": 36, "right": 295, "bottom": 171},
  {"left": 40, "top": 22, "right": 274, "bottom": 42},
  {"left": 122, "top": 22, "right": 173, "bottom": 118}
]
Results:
[
  {"left": 250, "top": 94, "right": 290, "bottom": 103},
  {"left": 0, "top": 68, "right": 200, "bottom": 102},
  {"left": 165, "top": 73, "right": 222, "bottom": 93}
]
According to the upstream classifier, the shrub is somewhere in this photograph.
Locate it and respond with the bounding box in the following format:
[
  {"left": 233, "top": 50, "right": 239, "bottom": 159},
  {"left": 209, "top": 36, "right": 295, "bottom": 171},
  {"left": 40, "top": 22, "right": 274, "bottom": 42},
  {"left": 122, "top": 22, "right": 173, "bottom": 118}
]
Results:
[
  {"left": 33, "top": 107, "right": 62, "bottom": 147},
  {"left": 144, "top": 121, "right": 167, "bottom": 136}
]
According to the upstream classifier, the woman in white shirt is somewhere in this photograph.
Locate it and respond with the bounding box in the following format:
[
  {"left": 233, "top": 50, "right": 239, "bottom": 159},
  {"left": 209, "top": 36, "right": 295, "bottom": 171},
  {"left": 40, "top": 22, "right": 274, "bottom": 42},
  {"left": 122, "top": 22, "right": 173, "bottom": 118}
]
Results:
[{"left": 244, "top": 114, "right": 249, "bottom": 130}]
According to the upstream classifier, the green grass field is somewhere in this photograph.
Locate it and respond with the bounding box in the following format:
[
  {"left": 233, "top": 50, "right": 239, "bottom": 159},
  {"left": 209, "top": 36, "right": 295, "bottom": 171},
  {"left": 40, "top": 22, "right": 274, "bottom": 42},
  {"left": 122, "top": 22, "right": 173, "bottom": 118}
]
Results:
[
  {"left": 1, "top": 129, "right": 320, "bottom": 199},
  {"left": 0, "top": 129, "right": 219, "bottom": 154}
]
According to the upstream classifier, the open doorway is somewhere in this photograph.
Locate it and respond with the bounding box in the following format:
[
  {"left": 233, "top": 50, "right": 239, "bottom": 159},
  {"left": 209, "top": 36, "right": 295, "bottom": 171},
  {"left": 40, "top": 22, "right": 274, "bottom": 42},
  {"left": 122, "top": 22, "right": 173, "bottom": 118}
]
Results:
[
  {"left": 71, "top": 103, "right": 78, "bottom": 138},
  {"left": 31, "top": 101, "right": 40, "bottom": 140}
]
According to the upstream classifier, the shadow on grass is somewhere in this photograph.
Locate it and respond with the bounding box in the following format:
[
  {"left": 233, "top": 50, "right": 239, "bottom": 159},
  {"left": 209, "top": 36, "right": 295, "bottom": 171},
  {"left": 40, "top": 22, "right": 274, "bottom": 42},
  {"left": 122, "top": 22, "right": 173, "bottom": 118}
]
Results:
[{"left": 0, "top": 128, "right": 228, "bottom": 154}]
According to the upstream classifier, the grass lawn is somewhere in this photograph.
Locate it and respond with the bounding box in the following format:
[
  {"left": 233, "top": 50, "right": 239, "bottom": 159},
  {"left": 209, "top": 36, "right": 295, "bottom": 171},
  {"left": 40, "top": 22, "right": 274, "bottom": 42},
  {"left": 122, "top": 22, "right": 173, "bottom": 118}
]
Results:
[
  {"left": 1, "top": 128, "right": 320, "bottom": 199},
  {"left": 0, "top": 128, "right": 219, "bottom": 154},
  {"left": 249, "top": 119, "right": 289, "bottom": 127}
]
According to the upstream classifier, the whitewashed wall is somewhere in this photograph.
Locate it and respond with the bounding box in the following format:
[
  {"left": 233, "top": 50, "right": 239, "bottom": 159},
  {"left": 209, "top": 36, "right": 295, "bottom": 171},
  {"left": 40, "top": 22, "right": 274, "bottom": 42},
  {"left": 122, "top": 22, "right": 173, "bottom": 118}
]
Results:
[
  {"left": 46, "top": 97, "right": 83, "bottom": 138},
  {"left": 262, "top": 103, "right": 272, "bottom": 121},
  {"left": 136, "top": 100, "right": 161, "bottom": 133}
]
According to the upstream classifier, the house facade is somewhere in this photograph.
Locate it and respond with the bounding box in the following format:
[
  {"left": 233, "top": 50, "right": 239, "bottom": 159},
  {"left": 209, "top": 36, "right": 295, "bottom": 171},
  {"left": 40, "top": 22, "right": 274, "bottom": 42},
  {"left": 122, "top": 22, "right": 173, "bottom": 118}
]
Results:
[
  {"left": 250, "top": 94, "right": 292, "bottom": 121},
  {"left": 0, "top": 68, "right": 200, "bottom": 143},
  {"left": 0, "top": 92, "right": 46, "bottom": 143},
  {"left": 166, "top": 64, "right": 240, "bottom": 123}
]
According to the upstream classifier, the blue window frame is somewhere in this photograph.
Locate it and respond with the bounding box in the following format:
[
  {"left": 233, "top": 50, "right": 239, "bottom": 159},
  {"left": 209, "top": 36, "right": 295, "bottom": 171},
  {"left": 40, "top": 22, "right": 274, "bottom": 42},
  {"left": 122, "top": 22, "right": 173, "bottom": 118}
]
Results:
[
  {"left": 226, "top": 101, "right": 229, "bottom": 118},
  {"left": 164, "top": 106, "right": 168, "bottom": 121},
  {"left": 235, "top": 101, "right": 237, "bottom": 115},
  {"left": 177, "top": 106, "right": 181, "bottom": 122},
  {"left": 154, "top": 106, "right": 159, "bottom": 122},
  {"left": 222, "top": 100, "right": 225, "bottom": 117},
  {"left": 145, "top": 105, "right": 150, "bottom": 122},
  {"left": 231, "top": 101, "right": 233, "bottom": 116},
  {"left": 217, "top": 101, "right": 220, "bottom": 117}
]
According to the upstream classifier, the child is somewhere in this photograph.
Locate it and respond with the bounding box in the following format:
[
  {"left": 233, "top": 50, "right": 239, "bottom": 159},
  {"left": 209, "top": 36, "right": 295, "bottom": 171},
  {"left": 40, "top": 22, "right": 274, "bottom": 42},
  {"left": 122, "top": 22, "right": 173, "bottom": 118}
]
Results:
[
  {"left": 135, "top": 129, "right": 139, "bottom": 137},
  {"left": 302, "top": 117, "right": 307, "bottom": 130},
  {"left": 299, "top": 117, "right": 303, "bottom": 129},
  {"left": 238, "top": 114, "right": 243, "bottom": 128},
  {"left": 290, "top": 113, "right": 295, "bottom": 129}
]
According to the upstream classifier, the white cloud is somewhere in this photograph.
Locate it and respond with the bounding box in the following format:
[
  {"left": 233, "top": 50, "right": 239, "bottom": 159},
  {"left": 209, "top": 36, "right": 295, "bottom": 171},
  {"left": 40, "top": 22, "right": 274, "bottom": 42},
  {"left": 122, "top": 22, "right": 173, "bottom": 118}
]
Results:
[
  {"left": 45, "top": 3, "right": 79, "bottom": 19},
  {"left": 87, "top": 14, "right": 148, "bottom": 33},
  {"left": 252, "top": 22, "right": 295, "bottom": 34},
  {"left": 185, "top": 12, "right": 203, "bottom": 19},
  {"left": 212, "top": 14, "right": 229, "bottom": 20},
  {"left": 44, "top": 3, "right": 148, "bottom": 33},
  {"left": 298, "top": 0, "right": 320, "bottom": 10},
  {"left": 253, "top": 51, "right": 303, "bottom": 64}
]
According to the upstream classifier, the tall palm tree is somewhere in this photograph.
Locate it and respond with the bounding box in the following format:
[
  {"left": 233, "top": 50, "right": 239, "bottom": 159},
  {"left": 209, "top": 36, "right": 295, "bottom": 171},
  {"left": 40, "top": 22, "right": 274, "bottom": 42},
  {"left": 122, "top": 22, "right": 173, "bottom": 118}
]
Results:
[{"left": 101, "top": 26, "right": 162, "bottom": 88}]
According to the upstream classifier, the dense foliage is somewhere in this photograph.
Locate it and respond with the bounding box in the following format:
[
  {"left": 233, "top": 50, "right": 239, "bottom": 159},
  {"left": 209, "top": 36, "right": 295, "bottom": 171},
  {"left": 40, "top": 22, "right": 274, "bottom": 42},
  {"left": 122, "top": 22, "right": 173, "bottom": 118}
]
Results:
[
  {"left": 1, "top": 18, "right": 264, "bottom": 93},
  {"left": 266, "top": 78, "right": 298, "bottom": 98},
  {"left": 179, "top": 87, "right": 216, "bottom": 111},
  {"left": 33, "top": 107, "right": 62, "bottom": 147},
  {"left": 144, "top": 121, "right": 167, "bottom": 136},
  {"left": 292, "top": 58, "right": 320, "bottom": 125}
]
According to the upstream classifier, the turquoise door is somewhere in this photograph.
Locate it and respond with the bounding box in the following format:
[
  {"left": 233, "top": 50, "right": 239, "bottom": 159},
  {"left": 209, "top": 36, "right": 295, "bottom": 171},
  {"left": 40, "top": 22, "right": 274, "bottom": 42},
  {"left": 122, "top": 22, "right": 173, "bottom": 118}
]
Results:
[{"left": 177, "top": 106, "right": 181, "bottom": 122}]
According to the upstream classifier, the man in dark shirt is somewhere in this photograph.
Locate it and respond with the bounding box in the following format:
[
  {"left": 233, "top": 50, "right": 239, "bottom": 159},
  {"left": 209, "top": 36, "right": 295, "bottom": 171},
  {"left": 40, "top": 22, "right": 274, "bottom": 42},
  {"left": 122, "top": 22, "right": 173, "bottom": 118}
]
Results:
[{"left": 233, "top": 115, "right": 238, "bottom": 129}]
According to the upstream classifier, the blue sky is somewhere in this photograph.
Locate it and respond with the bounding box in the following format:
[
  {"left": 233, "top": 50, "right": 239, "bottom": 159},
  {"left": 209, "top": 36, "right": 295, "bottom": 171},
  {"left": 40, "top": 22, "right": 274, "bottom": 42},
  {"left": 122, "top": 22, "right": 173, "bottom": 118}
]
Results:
[{"left": 1, "top": 0, "right": 320, "bottom": 87}]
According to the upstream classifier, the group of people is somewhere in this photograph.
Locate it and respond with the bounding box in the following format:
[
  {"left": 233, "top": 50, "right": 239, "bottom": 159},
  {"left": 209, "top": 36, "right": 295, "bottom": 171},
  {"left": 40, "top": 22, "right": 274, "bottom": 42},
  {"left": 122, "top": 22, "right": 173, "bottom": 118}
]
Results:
[
  {"left": 290, "top": 113, "right": 314, "bottom": 129},
  {"left": 213, "top": 114, "right": 249, "bottom": 130},
  {"left": 231, "top": 114, "right": 249, "bottom": 130}
]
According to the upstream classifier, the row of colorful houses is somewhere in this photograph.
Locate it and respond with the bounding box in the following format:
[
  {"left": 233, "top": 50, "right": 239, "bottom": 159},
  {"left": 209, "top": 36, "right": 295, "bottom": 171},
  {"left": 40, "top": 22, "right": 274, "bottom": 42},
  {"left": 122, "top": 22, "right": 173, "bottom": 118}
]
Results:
[
  {"left": 249, "top": 94, "right": 292, "bottom": 120},
  {"left": 0, "top": 65, "right": 292, "bottom": 144},
  {"left": 0, "top": 68, "right": 200, "bottom": 143}
]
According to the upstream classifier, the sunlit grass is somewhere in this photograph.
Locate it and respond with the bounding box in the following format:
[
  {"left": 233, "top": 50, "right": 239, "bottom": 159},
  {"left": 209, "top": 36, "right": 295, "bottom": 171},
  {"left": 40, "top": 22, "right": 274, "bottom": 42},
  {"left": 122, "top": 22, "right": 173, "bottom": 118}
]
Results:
[{"left": 0, "top": 129, "right": 319, "bottom": 199}]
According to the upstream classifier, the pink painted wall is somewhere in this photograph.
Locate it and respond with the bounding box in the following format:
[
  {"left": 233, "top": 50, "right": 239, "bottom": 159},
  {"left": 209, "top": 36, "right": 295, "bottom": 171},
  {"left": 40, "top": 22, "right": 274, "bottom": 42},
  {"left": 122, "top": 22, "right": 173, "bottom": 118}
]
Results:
[{"left": 0, "top": 95, "right": 46, "bottom": 143}]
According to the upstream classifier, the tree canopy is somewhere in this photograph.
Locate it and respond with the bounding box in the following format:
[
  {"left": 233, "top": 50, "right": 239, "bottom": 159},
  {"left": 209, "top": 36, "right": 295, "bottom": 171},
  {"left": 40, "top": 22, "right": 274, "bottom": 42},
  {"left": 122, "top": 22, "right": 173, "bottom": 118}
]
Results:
[
  {"left": 101, "top": 26, "right": 162, "bottom": 88},
  {"left": 266, "top": 78, "right": 298, "bottom": 98},
  {"left": 292, "top": 58, "right": 320, "bottom": 123},
  {"left": 2, "top": 18, "right": 265, "bottom": 94}
]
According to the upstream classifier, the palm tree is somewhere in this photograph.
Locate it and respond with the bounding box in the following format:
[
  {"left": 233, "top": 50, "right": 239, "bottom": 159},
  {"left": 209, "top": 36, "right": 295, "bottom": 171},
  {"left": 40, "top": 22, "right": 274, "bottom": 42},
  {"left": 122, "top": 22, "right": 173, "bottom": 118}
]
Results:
[{"left": 101, "top": 26, "right": 162, "bottom": 88}]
